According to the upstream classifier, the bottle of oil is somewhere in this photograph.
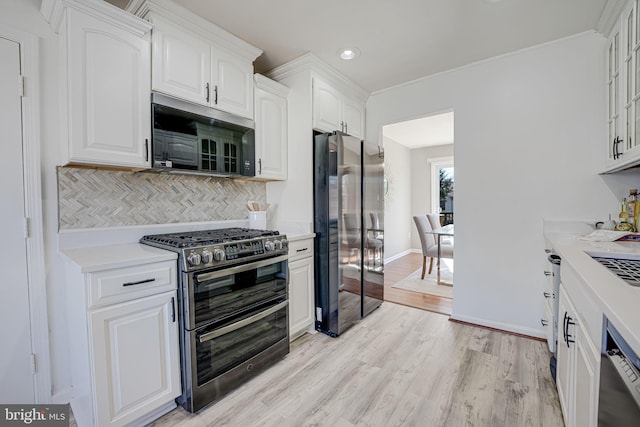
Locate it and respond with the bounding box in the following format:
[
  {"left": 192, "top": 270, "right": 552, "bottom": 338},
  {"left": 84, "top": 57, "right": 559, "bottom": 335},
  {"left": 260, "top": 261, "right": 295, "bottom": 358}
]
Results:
[
  {"left": 627, "top": 189, "right": 639, "bottom": 231},
  {"left": 620, "top": 197, "right": 629, "bottom": 221}
]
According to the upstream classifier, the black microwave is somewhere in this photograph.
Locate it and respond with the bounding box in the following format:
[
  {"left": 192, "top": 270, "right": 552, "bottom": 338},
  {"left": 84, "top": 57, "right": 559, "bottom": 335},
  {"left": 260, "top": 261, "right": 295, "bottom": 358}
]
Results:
[{"left": 151, "top": 93, "right": 255, "bottom": 178}]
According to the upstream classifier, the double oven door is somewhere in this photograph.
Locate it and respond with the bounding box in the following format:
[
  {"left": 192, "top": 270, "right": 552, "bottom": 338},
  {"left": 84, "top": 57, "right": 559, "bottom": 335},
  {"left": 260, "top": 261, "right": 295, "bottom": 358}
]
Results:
[{"left": 179, "top": 254, "right": 289, "bottom": 412}]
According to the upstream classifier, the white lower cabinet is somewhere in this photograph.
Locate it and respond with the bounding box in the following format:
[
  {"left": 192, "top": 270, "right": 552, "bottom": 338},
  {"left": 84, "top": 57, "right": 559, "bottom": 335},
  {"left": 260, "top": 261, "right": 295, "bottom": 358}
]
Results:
[
  {"left": 288, "top": 237, "right": 315, "bottom": 340},
  {"left": 63, "top": 248, "right": 181, "bottom": 427},
  {"left": 557, "top": 285, "right": 599, "bottom": 427},
  {"left": 90, "top": 292, "right": 180, "bottom": 427}
]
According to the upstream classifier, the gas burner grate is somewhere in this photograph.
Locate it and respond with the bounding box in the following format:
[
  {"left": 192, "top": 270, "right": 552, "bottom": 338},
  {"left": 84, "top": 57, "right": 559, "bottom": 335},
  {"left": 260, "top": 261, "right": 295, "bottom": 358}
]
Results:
[
  {"left": 592, "top": 257, "right": 640, "bottom": 287},
  {"left": 140, "top": 227, "right": 279, "bottom": 248}
]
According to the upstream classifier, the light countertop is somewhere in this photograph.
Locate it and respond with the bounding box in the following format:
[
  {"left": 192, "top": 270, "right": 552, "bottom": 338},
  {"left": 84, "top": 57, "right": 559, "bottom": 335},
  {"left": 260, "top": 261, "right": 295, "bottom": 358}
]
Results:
[
  {"left": 545, "top": 230, "right": 640, "bottom": 355},
  {"left": 61, "top": 243, "right": 177, "bottom": 273}
]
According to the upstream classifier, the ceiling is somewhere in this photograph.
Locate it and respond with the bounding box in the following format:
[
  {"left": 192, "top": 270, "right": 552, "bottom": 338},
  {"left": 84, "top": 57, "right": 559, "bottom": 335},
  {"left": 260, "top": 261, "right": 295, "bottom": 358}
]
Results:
[
  {"left": 383, "top": 112, "right": 454, "bottom": 149},
  {"left": 110, "top": 0, "right": 610, "bottom": 147},
  {"left": 113, "top": 0, "right": 609, "bottom": 93}
]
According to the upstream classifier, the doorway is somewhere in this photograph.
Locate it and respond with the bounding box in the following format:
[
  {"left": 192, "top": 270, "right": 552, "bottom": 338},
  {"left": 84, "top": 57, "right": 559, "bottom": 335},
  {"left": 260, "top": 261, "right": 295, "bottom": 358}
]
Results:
[
  {"left": 380, "top": 111, "right": 454, "bottom": 315},
  {"left": 0, "top": 29, "right": 49, "bottom": 403}
]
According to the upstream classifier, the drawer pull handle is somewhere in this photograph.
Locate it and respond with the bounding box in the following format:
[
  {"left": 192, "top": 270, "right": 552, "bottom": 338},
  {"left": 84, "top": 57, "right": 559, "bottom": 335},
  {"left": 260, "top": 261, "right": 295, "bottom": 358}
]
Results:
[
  {"left": 543, "top": 292, "right": 552, "bottom": 298},
  {"left": 296, "top": 248, "right": 308, "bottom": 252},
  {"left": 544, "top": 271, "right": 552, "bottom": 276},
  {"left": 123, "top": 278, "right": 155, "bottom": 287},
  {"left": 541, "top": 319, "right": 548, "bottom": 326}
]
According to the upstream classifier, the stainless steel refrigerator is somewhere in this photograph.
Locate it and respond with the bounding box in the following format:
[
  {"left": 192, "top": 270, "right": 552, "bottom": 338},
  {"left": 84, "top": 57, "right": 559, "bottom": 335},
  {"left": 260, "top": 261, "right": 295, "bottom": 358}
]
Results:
[{"left": 313, "top": 131, "right": 384, "bottom": 336}]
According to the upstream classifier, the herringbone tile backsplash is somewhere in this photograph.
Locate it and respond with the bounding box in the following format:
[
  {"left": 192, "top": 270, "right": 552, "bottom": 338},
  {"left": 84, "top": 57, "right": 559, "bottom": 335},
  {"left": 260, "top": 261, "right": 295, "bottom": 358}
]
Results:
[{"left": 58, "top": 167, "right": 266, "bottom": 229}]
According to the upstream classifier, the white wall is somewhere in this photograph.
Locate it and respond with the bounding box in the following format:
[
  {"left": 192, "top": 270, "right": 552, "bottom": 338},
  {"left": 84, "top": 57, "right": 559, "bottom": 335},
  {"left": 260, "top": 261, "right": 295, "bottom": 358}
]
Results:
[
  {"left": 409, "top": 144, "right": 454, "bottom": 249},
  {"left": 367, "top": 31, "right": 640, "bottom": 337},
  {"left": 382, "top": 136, "right": 412, "bottom": 259}
]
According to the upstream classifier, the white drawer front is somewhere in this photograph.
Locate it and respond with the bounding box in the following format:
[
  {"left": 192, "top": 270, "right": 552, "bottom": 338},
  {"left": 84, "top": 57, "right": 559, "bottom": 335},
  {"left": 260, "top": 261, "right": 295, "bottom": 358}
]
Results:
[
  {"left": 89, "top": 261, "right": 177, "bottom": 308},
  {"left": 288, "top": 238, "right": 314, "bottom": 261}
]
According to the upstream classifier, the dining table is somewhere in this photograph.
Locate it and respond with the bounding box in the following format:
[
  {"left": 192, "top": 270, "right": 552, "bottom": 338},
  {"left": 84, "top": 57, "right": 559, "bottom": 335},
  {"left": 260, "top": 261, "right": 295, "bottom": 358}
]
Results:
[{"left": 429, "top": 223, "right": 454, "bottom": 286}]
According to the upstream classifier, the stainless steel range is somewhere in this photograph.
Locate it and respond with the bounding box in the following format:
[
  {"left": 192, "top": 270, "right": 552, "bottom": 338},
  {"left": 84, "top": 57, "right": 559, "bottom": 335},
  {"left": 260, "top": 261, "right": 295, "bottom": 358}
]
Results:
[{"left": 140, "top": 228, "right": 289, "bottom": 413}]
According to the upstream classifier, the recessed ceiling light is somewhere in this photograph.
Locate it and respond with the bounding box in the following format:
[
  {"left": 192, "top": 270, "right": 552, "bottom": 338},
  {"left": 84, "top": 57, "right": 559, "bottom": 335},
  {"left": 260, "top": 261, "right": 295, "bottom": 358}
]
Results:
[{"left": 338, "top": 47, "right": 360, "bottom": 60}]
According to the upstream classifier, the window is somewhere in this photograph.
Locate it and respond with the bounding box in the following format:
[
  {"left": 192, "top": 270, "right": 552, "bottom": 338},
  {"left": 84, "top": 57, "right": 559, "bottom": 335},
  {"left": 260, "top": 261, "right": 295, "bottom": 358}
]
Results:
[{"left": 429, "top": 157, "right": 454, "bottom": 224}]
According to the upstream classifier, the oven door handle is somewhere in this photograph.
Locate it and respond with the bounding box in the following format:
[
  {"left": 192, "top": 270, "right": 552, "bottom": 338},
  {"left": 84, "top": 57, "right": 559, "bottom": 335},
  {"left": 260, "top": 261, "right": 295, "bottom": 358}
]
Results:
[
  {"left": 194, "top": 254, "right": 289, "bottom": 282},
  {"left": 198, "top": 300, "right": 288, "bottom": 343}
]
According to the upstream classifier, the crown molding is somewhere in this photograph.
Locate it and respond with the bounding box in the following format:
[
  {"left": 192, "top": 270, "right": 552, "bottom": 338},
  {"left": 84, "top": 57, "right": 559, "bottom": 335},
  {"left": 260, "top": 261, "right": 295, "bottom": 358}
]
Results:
[
  {"left": 254, "top": 74, "right": 290, "bottom": 97},
  {"left": 41, "top": 0, "right": 151, "bottom": 35},
  {"left": 128, "top": 0, "right": 262, "bottom": 62},
  {"left": 596, "top": 0, "right": 627, "bottom": 35},
  {"left": 266, "top": 53, "right": 369, "bottom": 102}
]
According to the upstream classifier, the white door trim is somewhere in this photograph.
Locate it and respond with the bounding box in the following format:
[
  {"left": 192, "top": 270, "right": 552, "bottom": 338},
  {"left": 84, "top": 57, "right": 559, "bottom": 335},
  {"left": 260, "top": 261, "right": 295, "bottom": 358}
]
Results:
[
  {"left": 429, "top": 156, "right": 454, "bottom": 214},
  {"left": 1, "top": 25, "right": 51, "bottom": 404}
]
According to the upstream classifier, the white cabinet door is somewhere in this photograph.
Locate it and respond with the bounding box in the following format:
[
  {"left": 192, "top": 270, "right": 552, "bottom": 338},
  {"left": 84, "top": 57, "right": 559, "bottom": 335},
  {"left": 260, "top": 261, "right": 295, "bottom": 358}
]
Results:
[
  {"left": 343, "top": 96, "right": 365, "bottom": 139},
  {"left": 313, "top": 77, "right": 366, "bottom": 138},
  {"left": 254, "top": 77, "right": 288, "bottom": 180},
  {"left": 213, "top": 49, "right": 254, "bottom": 119},
  {"left": 556, "top": 290, "right": 574, "bottom": 426},
  {"left": 90, "top": 291, "right": 180, "bottom": 427},
  {"left": 289, "top": 256, "right": 314, "bottom": 340},
  {"left": 313, "top": 78, "right": 341, "bottom": 133},
  {"left": 574, "top": 323, "right": 599, "bottom": 427},
  {"left": 66, "top": 8, "right": 151, "bottom": 168},
  {"left": 557, "top": 285, "right": 600, "bottom": 427},
  {"left": 151, "top": 17, "right": 254, "bottom": 119},
  {"left": 151, "top": 16, "right": 210, "bottom": 106},
  {"left": 602, "top": 1, "right": 640, "bottom": 172}
]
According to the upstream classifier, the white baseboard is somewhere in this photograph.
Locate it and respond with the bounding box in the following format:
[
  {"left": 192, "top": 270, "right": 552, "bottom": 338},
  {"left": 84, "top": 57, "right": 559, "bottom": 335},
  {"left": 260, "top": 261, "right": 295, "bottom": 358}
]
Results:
[
  {"left": 384, "top": 249, "right": 419, "bottom": 264},
  {"left": 450, "top": 312, "right": 546, "bottom": 340}
]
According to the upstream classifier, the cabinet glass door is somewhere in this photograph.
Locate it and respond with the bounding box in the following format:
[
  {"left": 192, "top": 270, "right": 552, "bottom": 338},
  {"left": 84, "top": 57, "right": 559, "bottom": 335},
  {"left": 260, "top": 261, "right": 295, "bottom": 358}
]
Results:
[{"left": 609, "top": 30, "right": 620, "bottom": 160}]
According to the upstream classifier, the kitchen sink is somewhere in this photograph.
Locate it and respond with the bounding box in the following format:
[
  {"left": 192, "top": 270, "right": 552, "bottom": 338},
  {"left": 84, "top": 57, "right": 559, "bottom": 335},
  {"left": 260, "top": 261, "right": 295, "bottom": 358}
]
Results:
[{"left": 592, "top": 257, "right": 640, "bottom": 287}]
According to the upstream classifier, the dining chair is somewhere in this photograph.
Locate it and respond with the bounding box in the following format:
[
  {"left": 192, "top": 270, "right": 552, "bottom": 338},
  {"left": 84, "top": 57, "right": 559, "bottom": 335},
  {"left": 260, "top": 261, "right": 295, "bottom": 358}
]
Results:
[
  {"left": 427, "top": 213, "right": 452, "bottom": 245},
  {"left": 413, "top": 215, "right": 454, "bottom": 279},
  {"left": 427, "top": 213, "right": 442, "bottom": 229}
]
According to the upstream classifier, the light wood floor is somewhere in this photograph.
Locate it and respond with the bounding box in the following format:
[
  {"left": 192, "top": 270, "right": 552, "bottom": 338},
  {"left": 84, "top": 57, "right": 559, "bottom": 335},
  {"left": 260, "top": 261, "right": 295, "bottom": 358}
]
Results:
[
  {"left": 150, "top": 302, "right": 563, "bottom": 427},
  {"left": 384, "top": 252, "right": 453, "bottom": 316}
]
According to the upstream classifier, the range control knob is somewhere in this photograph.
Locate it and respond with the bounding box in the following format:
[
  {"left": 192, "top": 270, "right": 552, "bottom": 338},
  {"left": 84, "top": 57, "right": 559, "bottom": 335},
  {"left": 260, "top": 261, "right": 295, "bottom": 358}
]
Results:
[
  {"left": 187, "top": 252, "right": 202, "bottom": 266},
  {"left": 281, "top": 239, "right": 289, "bottom": 249},
  {"left": 201, "top": 250, "right": 213, "bottom": 264},
  {"left": 274, "top": 240, "right": 283, "bottom": 250},
  {"left": 264, "top": 241, "right": 275, "bottom": 251},
  {"left": 213, "top": 248, "right": 225, "bottom": 261}
]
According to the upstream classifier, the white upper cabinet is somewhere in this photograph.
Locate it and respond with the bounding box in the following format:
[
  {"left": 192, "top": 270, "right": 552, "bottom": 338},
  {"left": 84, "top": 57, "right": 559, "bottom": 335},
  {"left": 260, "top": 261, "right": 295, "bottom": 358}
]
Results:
[
  {"left": 254, "top": 74, "right": 289, "bottom": 180},
  {"left": 343, "top": 96, "right": 366, "bottom": 140},
  {"left": 604, "top": 0, "right": 640, "bottom": 172},
  {"left": 134, "top": 0, "right": 262, "bottom": 120},
  {"left": 151, "top": 15, "right": 210, "bottom": 105},
  {"left": 313, "top": 77, "right": 366, "bottom": 139},
  {"left": 214, "top": 50, "right": 255, "bottom": 118},
  {"left": 42, "top": 0, "right": 152, "bottom": 168},
  {"left": 313, "top": 78, "right": 342, "bottom": 132}
]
